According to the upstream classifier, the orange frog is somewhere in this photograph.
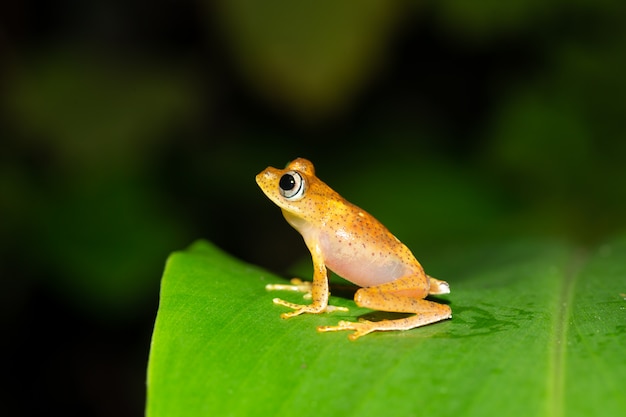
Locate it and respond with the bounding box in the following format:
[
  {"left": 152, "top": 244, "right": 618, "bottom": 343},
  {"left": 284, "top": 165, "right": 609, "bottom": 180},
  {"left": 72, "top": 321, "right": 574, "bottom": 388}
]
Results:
[{"left": 256, "top": 158, "right": 451, "bottom": 340}]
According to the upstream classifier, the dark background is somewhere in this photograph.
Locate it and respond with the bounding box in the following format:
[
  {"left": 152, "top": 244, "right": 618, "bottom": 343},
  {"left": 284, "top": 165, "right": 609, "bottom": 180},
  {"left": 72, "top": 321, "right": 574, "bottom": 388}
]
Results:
[{"left": 2, "top": 1, "right": 625, "bottom": 416}]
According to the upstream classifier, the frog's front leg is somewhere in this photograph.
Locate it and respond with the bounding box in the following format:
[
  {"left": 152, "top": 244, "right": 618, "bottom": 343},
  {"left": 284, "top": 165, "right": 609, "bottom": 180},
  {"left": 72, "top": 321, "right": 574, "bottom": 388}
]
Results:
[
  {"left": 267, "top": 278, "right": 349, "bottom": 312},
  {"left": 270, "top": 245, "right": 347, "bottom": 318},
  {"left": 318, "top": 274, "right": 451, "bottom": 340}
]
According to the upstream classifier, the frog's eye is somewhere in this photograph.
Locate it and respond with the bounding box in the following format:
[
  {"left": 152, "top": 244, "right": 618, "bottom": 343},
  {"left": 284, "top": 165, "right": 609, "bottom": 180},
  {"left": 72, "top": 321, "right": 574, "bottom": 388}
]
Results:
[{"left": 279, "top": 171, "right": 305, "bottom": 200}]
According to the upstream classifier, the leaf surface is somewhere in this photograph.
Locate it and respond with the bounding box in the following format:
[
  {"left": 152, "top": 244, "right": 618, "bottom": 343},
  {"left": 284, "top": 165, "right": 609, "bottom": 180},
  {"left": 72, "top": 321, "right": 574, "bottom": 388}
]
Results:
[{"left": 147, "top": 238, "right": 626, "bottom": 417}]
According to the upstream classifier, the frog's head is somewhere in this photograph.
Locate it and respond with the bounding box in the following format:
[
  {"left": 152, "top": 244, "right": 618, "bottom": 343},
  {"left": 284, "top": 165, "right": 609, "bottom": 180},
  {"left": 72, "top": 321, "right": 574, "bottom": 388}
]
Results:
[{"left": 256, "top": 158, "right": 323, "bottom": 219}]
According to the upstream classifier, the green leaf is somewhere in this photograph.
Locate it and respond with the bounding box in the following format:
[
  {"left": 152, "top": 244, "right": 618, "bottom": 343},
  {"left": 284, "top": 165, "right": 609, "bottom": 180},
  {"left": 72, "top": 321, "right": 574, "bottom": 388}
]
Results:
[
  {"left": 6, "top": 47, "right": 198, "bottom": 174},
  {"left": 147, "top": 238, "right": 626, "bottom": 417}
]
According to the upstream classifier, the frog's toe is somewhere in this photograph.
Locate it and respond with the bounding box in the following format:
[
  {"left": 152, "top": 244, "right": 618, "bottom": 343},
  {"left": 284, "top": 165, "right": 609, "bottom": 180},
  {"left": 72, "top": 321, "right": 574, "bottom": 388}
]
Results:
[
  {"left": 325, "top": 305, "right": 349, "bottom": 313},
  {"left": 272, "top": 297, "right": 298, "bottom": 308},
  {"left": 317, "top": 320, "right": 377, "bottom": 340},
  {"left": 273, "top": 298, "right": 332, "bottom": 318},
  {"left": 273, "top": 298, "right": 307, "bottom": 318},
  {"left": 317, "top": 321, "right": 349, "bottom": 333},
  {"left": 265, "top": 278, "right": 312, "bottom": 294},
  {"left": 347, "top": 322, "right": 378, "bottom": 340}
]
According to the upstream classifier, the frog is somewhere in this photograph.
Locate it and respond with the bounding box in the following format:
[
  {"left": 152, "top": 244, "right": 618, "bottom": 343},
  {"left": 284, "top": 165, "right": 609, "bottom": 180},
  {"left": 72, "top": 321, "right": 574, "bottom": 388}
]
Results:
[{"left": 255, "top": 158, "right": 451, "bottom": 340}]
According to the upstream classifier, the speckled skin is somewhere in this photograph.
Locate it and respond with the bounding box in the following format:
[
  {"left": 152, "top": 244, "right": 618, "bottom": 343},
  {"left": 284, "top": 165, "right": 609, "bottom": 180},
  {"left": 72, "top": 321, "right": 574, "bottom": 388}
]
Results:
[{"left": 256, "top": 158, "right": 451, "bottom": 340}]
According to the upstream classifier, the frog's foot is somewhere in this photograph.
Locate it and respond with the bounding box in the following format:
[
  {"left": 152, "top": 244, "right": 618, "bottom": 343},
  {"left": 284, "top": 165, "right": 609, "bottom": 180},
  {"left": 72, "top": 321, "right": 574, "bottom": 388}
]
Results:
[
  {"left": 427, "top": 275, "right": 450, "bottom": 295},
  {"left": 272, "top": 298, "right": 348, "bottom": 319},
  {"left": 266, "top": 278, "right": 313, "bottom": 299},
  {"left": 318, "top": 320, "right": 378, "bottom": 341},
  {"left": 318, "top": 308, "right": 452, "bottom": 341}
]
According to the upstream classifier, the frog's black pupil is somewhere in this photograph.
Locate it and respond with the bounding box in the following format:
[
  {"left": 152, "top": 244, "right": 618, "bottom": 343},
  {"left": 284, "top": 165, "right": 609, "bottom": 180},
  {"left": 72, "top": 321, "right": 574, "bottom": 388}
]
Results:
[{"left": 279, "top": 174, "right": 296, "bottom": 191}]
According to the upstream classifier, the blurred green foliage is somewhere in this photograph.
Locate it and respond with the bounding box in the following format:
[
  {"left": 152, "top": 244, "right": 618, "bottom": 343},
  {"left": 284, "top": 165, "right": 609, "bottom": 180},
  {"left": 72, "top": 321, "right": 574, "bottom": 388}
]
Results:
[
  {"left": 214, "top": 0, "right": 402, "bottom": 119},
  {"left": 4, "top": 48, "right": 199, "bottom": 317}
]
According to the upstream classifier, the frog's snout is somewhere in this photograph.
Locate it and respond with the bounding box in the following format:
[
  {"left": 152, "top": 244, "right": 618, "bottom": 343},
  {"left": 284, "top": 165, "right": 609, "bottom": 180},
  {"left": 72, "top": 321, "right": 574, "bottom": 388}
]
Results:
[{"left": 256, "top": 167, "right": 283, "bottom": 199}]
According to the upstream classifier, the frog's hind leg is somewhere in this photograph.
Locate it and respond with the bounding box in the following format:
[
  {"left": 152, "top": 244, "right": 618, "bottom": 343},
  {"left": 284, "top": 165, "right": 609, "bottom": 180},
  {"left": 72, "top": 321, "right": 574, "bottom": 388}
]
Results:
[
  {"left": 318, "top": 275, "right": 451, "bottom": 340},
  {"left": 318, "top": 295, "right": 451, "bottom": 340}
]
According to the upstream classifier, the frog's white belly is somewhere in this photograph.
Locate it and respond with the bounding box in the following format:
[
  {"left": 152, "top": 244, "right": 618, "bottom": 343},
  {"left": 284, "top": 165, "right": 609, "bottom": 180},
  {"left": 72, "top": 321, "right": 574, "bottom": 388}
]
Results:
[{"left": 318, "top": 232, "right": 412, "bottom": 288}]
